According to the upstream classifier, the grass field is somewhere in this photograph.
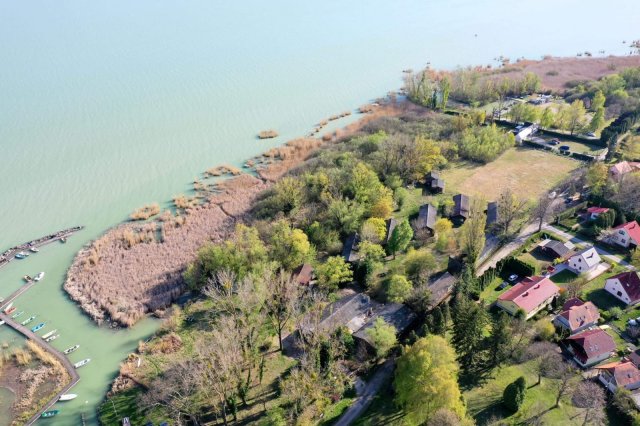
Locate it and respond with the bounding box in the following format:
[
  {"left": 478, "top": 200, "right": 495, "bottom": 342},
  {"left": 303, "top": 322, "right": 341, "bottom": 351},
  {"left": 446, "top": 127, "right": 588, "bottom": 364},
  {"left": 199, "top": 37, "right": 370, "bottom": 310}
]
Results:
[
  {"left": 441, "top": 147, "right": 579, "bottom": 201},
  {"left": 550, "top": 269, "right": 578, "bottom": 284}
]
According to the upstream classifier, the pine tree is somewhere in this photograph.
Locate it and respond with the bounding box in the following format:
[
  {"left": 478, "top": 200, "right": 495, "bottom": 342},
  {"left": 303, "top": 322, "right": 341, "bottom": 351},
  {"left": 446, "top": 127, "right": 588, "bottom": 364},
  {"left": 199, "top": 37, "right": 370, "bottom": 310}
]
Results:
[
  {"left": 451, "top": 294, "right": 489, "bottom": 382},
  {"left": 431, "top": 306, "right": 446, "bottom": 336},
  {"left": 488, "top": 312, "right": 512, "bottom": 367}
]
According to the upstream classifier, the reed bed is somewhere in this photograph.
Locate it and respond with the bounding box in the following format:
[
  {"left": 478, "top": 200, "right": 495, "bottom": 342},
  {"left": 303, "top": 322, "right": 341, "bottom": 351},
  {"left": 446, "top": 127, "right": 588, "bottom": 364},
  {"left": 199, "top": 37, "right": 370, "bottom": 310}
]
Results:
[
  {"left": 65, "top": 175, "right": 270, "bottom": 327},
  {"left": 258, "top": 129, "right": 279, "bottom": 139},
  {"left": 129, "top": 203, "right": 160, "bottom": 221}
]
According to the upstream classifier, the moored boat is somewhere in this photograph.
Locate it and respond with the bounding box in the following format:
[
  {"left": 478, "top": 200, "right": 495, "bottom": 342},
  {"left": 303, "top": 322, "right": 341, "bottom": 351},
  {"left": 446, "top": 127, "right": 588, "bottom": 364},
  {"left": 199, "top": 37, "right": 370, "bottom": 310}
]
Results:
[
  {"left": 45, "top": 334, "right": 59, "bottom": 343},
  {"left": 5, "top": 306, "right": 16, "bottom": 315},
  {"left": 12, "top": 311, "right": 23, "bottom": 319},
  {"left": 74, "top": 358, "right": 91, "bottom": 369},
  {"left": 34, "top": 272, "right": 45, "bottom": 282},
  {"left": 23, "top": 275, "right": 32, "bottom": 282},
  {"left": 42, "top": 329, "right": 57, "bottom": 340},
  {"left": 15, "top": 252, "right": 29, "bottom": 259},
  {"left": 21, "top": 315, "right": 36, "bottom": 325},
  {"left": 0, "top": 321, "right": 5, "bottom": 326},
  {"left": 63, "top": 344, "right": 80, "bottom": 354},
  {"left": 59, "top": 394, "right": 77, "bottom": 401},
  {"left": 29, "top": 247, "right": 39, "bottom": 253},
  {"left": 60, "top": 237, "right": 67, "bottom": 243},
  {"left": 3, "top": 302, "right": 13, "bottom": 314},
  {"left": 41, "top": 410, "right": 59, "bottom": 418},
  {"left": 31, "top": 322, "right": 45, "bottom": 333}
]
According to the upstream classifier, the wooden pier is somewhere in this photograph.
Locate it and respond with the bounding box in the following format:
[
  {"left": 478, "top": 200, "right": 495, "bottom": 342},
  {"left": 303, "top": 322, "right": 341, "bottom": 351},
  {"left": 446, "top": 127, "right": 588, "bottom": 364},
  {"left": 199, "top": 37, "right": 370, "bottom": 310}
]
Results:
[
  {"left": 0, "top": 227, "right": 84, "bottom": 424},
  {"left": 0, "top": 226, "right": 83, "bottom": 270}
]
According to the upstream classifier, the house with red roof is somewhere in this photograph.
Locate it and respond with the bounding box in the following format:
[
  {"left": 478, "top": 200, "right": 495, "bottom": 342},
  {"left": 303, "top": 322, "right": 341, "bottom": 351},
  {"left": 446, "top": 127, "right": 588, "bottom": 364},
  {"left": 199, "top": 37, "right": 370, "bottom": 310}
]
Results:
[
  {"left": 597, "top": 361, "right": 640, "bottom": 393},
  {"left": 565, "top": 328, "right": 616, "bottom": 368},
  {"left": 609, "top": 221, "right": 640, "bottom": 249},
  {"left": 585, "top": 206, "right": 610, "bottom": 221},
  {"left": 605, "top": 272, "right": 640, "bottom": 306},
  {"left": 496, "top": 276, "right": 560, "bottom": 320},
  {"left": 554, "top": 298, "right": 600, "bottom": 335},
  {"left": 609, "top": 161, "right": 640, "bottom": 180}
]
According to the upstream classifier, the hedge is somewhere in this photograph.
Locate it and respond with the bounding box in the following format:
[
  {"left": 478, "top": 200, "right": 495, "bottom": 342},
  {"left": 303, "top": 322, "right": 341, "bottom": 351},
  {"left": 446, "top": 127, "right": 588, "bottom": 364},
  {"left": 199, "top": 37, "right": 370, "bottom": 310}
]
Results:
[{"left": 497, "top": 256, "right": 537, "bottom": 277}]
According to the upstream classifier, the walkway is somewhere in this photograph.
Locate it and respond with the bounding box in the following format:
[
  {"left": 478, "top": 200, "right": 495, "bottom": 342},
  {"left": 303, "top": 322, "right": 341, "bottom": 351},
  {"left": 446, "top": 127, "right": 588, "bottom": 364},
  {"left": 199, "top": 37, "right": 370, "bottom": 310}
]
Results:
[
  {"left": 0, "top": 226, "right": 83, "bottom": 270},
  {"left": 335, "top": 359, "right": 395, "bottom": 426},
  {"left": 476, "top": 222, "right": 539, "bottom": 275}
]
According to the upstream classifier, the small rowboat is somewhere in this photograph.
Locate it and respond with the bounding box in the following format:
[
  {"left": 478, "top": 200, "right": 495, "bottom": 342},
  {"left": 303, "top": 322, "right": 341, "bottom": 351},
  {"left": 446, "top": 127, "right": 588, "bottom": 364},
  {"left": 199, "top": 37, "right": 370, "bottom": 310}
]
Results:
[
  {"left": 12, "top": 311, "right": 24, "bottom": 319},
  {"left": 0, "top": 321, "right": 5, "bottom": 326},
  {"left": 59, "top": 394, "right": 77, "bottom": 401},
  {"left": 21, "top": 316, "right": 36, "bottom": 325},
  {"left": 5, "top": 306, "right": 16, "bottom": 315},
  {"left": 42, "top": 329, "right": 57, "bottom": 340},
  {"left": 29, "top": 247, "right": 39, "bottom": 253},
  {"left": 63, "top": 344, "right": 80, "bottom": 354},
  {"left": 23, "top": 275, "right": 32, "bottom": 282},
  {"left": 41, "top": 410, "right": 59, "bottom": 418},
  {"left": 60, "top": 237, "right": 67, "bottom": 244},
  {"left": 34, "top": 272, "right": 45, "bottom": 282},
  {"left": 45, "top": 334, "right": 59, "bottom": 342},
  {"left": 74, "top": 358, "right": 91, "bottom": 369},
  {"left": 15, "top": 252, "right": 29, "bottom": 259},
  {"left": 3, "top": 303, "right": 14, "bottom": 314},
  {"left": 31, "top": 322, "right": 46, "bottom": 333}
]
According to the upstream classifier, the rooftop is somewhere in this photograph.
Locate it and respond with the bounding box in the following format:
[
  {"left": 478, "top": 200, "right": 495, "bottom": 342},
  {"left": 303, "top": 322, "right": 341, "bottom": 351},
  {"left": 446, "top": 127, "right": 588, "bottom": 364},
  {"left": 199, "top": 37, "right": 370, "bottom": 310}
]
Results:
[
  {"left": 567, "top": 328, "right": 616, "bottom": 362},
  {"left": 498, "top": 276, "right": 560, "bottom": 314},
  {"left": 614, "top": 221, "right": 640, "bottom": 243}
]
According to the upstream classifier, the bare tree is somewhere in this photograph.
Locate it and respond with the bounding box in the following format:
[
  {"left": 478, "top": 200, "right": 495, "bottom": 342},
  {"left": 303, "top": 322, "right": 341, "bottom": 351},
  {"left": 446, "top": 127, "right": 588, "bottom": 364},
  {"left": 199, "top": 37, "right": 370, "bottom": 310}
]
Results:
[
  {"left": 522, "top": 341, "right": 557, "bottom": 385},
  {"left": 497, "top": 188, "right": 528, "bottom": 236},
  {"left": 532, "top": 193, "right": 554, "bottom": 233},
  {"left": 572, "top": 380, "right": 606, "bottom": 426},
  {"left": 139, "top": 360, "right": 203, "bottom": 425},
  {"left": 541, "top": 354, "right": 575, "bottom": 408},
  {"left": 265, "top": 270, "right": 302, "bottom": 352}
]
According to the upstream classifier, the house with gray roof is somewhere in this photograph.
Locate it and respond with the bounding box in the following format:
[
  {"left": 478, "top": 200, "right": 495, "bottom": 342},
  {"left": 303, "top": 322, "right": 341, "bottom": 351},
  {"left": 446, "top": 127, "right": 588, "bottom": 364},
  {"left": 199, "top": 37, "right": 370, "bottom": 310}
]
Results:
[
  {"left": 414, "top": 204, "right": 437, "bottom": 234},
  {"left": 567, "top": 246, "right": 602, "bottom": 275}
]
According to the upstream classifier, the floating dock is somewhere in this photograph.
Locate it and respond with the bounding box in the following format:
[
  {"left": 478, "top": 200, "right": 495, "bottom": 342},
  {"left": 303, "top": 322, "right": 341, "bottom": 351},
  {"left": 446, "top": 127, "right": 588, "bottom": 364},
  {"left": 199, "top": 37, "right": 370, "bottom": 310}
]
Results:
[{"left": 0, "top": 226, "right": 83, "bottom": 269}]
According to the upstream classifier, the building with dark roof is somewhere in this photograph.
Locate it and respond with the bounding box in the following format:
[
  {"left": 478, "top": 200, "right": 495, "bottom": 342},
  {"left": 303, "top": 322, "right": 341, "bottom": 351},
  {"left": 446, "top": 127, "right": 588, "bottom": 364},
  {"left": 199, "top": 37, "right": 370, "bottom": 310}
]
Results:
[
  {"left": 537, "top": 239, "right": 571, "bottom": 260},
  {"left": 342, "top": 233, "right": 360, "bottom": 263},
  {"left": 414, "top": 204, "right": 437, "bottom": 233},
  {"left": 566, "top": 328, "right": 616, "bottom": 368},
  {"left": 451, "top": 194, "right": 470, "bottom": 222},
  {"left": 425, "top": 272, "right": 456, "bottom": 310},
  {"left": 605, "top": 272, "right": 640, "bottom": 306},
  {"left": 486, "top": 201, "right": 499, "bottom": 228},
  {"left": 424, "top": 171, "right": 445, "bottom": 194}
]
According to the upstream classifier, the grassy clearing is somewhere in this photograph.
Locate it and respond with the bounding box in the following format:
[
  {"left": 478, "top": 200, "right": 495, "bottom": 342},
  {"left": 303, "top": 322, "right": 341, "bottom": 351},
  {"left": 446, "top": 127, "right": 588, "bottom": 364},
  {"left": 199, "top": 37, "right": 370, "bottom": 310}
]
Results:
[
  {"left": 581, "top": 264, "right": 626, "bottom": 312},
  {"left": 479, "top": 277, "right": 509, "bottom": 306},
  {"left": 550, "top": 269, "right": 578, "bottom": 285},
  {"left": 441, "top": 147, "right": 579, "bottom": 201},
  {"left": 560, "top": 140, "right": 605, "bottom": 155}
]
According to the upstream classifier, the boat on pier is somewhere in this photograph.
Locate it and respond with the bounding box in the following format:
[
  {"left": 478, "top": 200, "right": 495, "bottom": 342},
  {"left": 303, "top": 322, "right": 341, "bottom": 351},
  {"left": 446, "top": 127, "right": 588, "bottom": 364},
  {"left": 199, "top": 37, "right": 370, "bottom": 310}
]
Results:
[
  {"left": 42, "top": 329, "right": 57, "bottom": 340},
  {"left": 64, "top": 345, "right": 80, "bottom": 354},
  {"left": 59, "top": 394, "right": 77, "bottom": 401},
  {"left": 74, "top": 358, "right": 91, "bottom": 369},
  {"left": 31, "top": 322, "right": 45, "bottom": 333},
  {"left": 21, "top": 315, "right": 36, "bottom": 325}
]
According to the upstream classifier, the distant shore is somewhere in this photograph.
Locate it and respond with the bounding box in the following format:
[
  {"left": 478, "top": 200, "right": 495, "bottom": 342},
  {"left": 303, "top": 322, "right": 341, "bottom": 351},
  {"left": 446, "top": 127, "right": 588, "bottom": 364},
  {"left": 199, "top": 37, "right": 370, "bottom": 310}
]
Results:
[{"left": 63, "top": 54, "right": 640, "bottom": 327}]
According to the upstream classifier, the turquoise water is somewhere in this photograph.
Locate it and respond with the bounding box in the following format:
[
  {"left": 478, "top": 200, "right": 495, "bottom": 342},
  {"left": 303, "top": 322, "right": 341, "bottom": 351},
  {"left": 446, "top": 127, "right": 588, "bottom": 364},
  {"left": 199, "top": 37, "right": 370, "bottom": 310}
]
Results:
[{"left": 0, "top": 1, "right": 639, "bottom": 424}]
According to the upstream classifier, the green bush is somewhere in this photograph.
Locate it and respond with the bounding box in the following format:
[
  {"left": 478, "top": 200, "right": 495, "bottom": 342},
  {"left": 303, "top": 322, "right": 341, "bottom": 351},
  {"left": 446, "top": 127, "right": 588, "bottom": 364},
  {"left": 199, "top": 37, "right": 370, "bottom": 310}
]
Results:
[{"left": 503, "top": 376, "right": 526, "bottom": 412}]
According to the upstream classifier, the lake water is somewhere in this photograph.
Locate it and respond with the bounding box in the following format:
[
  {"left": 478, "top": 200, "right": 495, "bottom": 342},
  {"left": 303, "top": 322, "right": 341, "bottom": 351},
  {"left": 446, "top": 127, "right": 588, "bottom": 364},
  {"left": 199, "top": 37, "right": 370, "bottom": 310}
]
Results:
[{"left": 1, "top": 0, "right": 639, "bottom": 424}]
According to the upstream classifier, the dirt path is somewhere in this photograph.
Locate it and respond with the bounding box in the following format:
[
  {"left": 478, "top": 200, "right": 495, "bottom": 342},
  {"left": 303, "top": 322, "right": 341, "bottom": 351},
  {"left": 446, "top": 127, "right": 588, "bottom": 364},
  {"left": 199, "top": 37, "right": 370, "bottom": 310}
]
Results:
[{"left": 335, "top": 359, "right": 395, "bottom": 426}]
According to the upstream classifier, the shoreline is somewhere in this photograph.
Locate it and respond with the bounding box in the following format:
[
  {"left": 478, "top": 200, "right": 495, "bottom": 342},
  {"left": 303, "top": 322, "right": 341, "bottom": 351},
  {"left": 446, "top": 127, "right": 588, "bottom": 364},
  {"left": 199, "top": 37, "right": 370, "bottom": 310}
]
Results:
[{"left": 63, "top": 54, "right": 640, "bottom": 327}]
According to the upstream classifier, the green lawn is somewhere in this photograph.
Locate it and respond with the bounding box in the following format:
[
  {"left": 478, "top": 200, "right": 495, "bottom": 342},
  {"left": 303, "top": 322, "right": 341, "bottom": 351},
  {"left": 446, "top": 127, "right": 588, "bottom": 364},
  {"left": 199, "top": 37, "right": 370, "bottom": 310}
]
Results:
[
  {"left": 550, "top": 270, "right": 578, "bottom": 285},
  {"left": 581, "top": 265, "right": 626, "bottom": 312},
  {"left": 98, "top": 388, "right": 165, "bottom": 425},
  {"left": 479, "top": 277, "right": 509, "bottom": 306}
]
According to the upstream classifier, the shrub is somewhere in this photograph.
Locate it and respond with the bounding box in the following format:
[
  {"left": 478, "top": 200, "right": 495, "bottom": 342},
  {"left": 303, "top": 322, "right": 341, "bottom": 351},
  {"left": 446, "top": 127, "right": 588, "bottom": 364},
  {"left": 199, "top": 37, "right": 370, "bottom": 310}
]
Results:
[{"left": 503, "top": 376, "right": 526, "bottom": 412}]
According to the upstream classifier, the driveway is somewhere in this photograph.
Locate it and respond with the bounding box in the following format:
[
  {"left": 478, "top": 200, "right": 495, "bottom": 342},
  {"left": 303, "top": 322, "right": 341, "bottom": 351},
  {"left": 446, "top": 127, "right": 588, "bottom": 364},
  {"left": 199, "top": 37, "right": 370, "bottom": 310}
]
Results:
[{"left": 335, "top": 359, "right": 395, "bottom": 426}]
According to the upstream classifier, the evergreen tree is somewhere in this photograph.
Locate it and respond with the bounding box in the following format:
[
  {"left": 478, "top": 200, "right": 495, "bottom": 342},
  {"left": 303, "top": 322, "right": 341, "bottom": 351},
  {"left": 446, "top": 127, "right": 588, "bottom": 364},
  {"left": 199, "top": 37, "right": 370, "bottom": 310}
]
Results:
[
  {"left": 503, "top": 376, "right": 526, "bottom": 412},
  {"left": 488, "top": 312, "right": 512, "bottom": 367},
  {"left": 451, "top": 294, "right": 489, "bottom": 382},
  {"left": 387, "top": 219, "right": 413, "bottom": 258},
  {"left": 431, "top": 306, "right": 446, "bottom": 336}
]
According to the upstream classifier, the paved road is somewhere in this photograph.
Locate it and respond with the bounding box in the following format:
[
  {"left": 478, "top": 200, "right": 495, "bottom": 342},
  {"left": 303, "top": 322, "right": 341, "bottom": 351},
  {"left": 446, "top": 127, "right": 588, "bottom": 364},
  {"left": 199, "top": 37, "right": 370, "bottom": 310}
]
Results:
[
  {"left": 335, "top": 359, "right": 395, "bottom": 426},
  {"left": 476, "top": 222, "right": 540, "bottom": 276}
]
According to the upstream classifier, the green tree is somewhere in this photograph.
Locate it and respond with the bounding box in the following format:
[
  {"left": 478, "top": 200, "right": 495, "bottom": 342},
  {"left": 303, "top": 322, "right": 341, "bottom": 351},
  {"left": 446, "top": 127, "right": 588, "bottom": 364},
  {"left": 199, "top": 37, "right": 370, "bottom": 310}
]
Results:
[
  {"left": 457, "top": 124, "right": 515, "bottom": 163},
  {"left": 387, "top": 274, "right": 413, "bottom": 303},
  {"left": 365, "top": 317, "right": 397, "bottom": 358},
  {"left": 269, "top": 220, "right": 312, "bottom": 270},
  {"left": 451, "top": 294, "right": 489, "bottom": 382},
  {"left": 440, "top": 76, "right": 451, "bottom": 110},
  {"left": 431, "top": 306, "right": 446, "bottom": 336},
  {"left": 566, "top": 99, "right": 587, "bottom": 135},
  {"left": 540, "top": 107, "right": 554, "bottom": 129},
  {"left": 459, "top": 199, "right": 487, "bottom": 266},
  {"left": 503, "top": 376, "right": 526, "bottom": 412},
  {"left": 360, "top": 217, "right": 387, "bottom": 243},
  {"left": 589, "top": 90, "right": 606, "bottom": 132},
  {"left": 488, "top": 312, "right": 512, "bottom": 367},
  {"left": 404, "top": 248, "right": 437, "bottom": 286},
  {"left": 394, "top": 335, "right": 466, "bottom": 425},
  {"left": 387, "top": 219, "right": 413, "bottom": 258},
  {"left": 358, "top": 241, "right": 386, "bottom": 286},
  {"left": 272, "top": 176, "right": 305, "bottom": 214},
  {"left": 585, "top": 162, "right": 609, "bottom": 197},
  {"left": 315, "top": 256, "right": 352, "bottom": 291}
]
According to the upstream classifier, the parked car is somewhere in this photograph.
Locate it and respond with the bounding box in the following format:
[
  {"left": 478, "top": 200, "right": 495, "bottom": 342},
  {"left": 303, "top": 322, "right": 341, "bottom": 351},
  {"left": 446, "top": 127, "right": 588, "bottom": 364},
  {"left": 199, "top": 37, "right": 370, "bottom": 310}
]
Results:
[
  {"left": 548, "top": 139, "right": 560, "bottom": 145},
  {"left": 586, "top": 132, "right": 596, "bottom": 137},
  {"left": 498, "top": 281, "right": 508, "bottom": 290},
  {"left": 508, "top": 274, "right": 519, "bottom": 283},
  {"left": 559, "top": 145, "right": 570, "bottom": 151}
]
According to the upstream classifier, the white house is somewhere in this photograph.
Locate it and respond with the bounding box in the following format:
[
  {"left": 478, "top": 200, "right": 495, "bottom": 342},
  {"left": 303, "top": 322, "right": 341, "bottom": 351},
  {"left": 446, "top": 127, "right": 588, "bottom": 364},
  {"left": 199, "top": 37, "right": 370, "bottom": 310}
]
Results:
[
  {"left": 567, "top": 246, "right": 602, "bottom": 275},
  {"left": 610, "top": 221, "right": 640, "bottom": 249},
  {"left": 605, "top": 272, "right": 640, "bottom": 306}
]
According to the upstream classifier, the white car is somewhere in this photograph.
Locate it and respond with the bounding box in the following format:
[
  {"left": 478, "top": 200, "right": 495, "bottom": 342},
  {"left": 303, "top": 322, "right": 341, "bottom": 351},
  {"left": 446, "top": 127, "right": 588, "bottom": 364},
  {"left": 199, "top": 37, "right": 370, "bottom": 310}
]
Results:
[{"left": 508, "top": 274, "right": 519, "bottom": 283}]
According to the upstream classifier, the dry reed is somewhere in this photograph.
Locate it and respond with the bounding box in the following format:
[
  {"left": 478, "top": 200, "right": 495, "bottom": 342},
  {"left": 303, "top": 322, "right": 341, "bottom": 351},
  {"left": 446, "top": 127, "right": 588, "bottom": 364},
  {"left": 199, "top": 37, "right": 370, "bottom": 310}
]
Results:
[{"left": 130, "top": 203, "right": 160, "bottom": 221}]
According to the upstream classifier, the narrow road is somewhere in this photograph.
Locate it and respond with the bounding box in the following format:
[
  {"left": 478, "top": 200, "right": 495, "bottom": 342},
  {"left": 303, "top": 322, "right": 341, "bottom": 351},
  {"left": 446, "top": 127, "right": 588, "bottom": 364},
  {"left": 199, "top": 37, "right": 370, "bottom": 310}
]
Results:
[
  {"left": 335, "top": 359, "right": 395, "bottom": 426},
  {"left": 476, "top": 222, "right": 540, "bottom": 276}
]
